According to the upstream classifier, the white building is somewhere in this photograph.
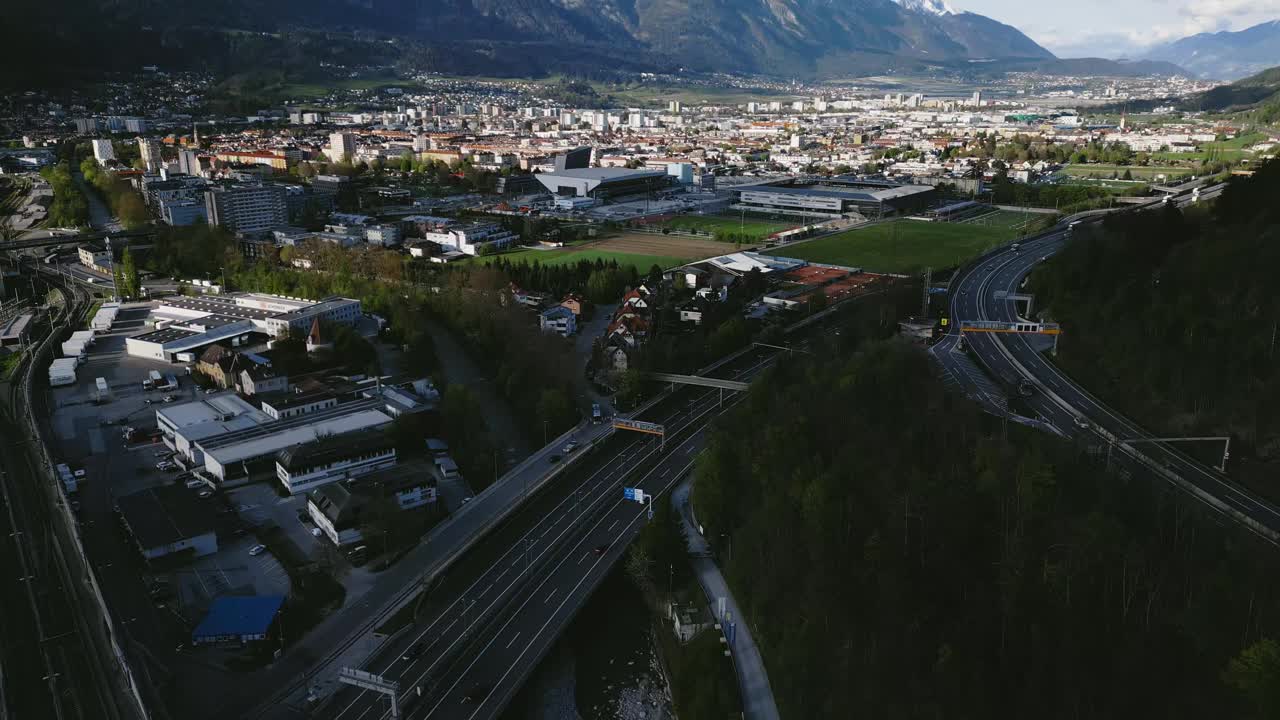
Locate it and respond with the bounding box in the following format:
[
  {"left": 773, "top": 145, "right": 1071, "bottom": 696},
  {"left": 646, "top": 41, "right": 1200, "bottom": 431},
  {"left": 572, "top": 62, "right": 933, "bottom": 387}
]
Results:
[
  {"left": 91, "top": 139, "right": 115, "bottom": 165},
  {"left": 423, "top": 222, "right": 517, "bottom": 256},
  {"left": 275, "top": 430, "right": 397, "bottom": 495},
  {"left": 328, "top": 132, "right": 357, "bottom": 163}
]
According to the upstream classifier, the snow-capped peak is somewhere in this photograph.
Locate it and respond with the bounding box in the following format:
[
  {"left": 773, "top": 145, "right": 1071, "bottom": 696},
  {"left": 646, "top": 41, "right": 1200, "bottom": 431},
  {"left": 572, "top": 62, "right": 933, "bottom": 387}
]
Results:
[{"left": 893, "top": 0, "right": 958, "bottom": 16}]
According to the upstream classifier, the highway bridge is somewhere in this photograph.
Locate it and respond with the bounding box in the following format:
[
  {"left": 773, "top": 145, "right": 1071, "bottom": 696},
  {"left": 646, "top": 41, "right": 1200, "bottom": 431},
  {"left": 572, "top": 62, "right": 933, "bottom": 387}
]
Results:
[{"left": 1, "top": 228, "right": 154, "bottom": 253}]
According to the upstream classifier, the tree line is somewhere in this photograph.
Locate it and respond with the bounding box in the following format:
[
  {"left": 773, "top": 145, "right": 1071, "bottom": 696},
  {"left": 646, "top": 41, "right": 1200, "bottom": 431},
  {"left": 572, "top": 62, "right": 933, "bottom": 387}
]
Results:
[
  {"left": 690, "top": 311, "right": 1280, "bottom": 718},
  {"left": 1031, "top": 159, "right": 1280, "bottom": 505}
]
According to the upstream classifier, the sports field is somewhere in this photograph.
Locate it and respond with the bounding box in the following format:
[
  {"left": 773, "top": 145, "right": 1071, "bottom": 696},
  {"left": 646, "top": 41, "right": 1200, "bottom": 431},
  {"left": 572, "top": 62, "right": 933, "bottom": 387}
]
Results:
[
  {"left": 480, "top": 232, "right": 724, "bottom": 273},
  {"left": 1063, "top": 164, "right": 1190, "bottom": 180},
  {"left": 771, "top": 220, "right": 1018, "bottom": 273},
  {"left": 660, "top": 214, "right": 796, "bottom": 241}
]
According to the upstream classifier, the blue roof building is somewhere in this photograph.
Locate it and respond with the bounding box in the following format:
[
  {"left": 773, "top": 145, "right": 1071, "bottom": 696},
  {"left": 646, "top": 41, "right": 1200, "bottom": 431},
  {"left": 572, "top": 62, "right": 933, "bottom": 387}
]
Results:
[{"left": 192, "top": 595, "right": 285, "bottom": 646}]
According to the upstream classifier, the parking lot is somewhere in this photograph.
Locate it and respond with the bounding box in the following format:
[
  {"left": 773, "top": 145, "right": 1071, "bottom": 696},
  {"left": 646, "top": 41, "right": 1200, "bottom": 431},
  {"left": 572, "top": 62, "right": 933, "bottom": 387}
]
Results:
[{"left": 44, "top": 300, "right": 303, "bottom": 713}]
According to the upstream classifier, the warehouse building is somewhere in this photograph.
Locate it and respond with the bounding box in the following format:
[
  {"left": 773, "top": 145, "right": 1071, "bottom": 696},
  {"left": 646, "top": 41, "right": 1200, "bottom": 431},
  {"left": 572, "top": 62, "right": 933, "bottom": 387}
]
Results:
[
  {"left": 125, "top": 293, "right": 360, "bottom": 362},
  {"left": 732, "top": 177, "right": 935, "bottom": 220},
  {"left": 192, "top": 596, "right": 285, "bottom": 646},
  {"left": 193, "top": 401, "right": 394, "bottom": 488},
  {"left": 115, "top": 484, "right": 218, "bottom": 561}
]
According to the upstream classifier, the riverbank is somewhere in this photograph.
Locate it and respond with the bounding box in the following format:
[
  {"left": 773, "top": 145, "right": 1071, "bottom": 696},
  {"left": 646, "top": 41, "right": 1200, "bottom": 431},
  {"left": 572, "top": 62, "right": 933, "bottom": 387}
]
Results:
[{"left": 500, "top": 566, "right": 673, "bottom": 720}]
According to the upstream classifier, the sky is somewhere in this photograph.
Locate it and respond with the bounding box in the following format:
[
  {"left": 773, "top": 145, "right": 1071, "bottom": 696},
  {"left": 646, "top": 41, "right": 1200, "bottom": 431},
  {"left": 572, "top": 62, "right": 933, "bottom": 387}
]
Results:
[{"left": 955, "top": 0, "right": 1280, "bottom": 57}]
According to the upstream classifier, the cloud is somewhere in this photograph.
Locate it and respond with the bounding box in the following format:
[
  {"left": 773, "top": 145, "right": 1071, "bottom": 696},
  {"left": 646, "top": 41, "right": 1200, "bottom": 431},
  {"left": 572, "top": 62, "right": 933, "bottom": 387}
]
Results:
[{"left": 1031, "top": 0, "right": 1280, "bottom": 57}]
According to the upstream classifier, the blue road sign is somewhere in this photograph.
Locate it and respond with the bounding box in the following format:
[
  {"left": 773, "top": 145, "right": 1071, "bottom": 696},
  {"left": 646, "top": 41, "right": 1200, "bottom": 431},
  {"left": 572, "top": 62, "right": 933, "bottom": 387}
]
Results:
[{"left": 623, "top": 487, "right": 637, "bottom": 501}]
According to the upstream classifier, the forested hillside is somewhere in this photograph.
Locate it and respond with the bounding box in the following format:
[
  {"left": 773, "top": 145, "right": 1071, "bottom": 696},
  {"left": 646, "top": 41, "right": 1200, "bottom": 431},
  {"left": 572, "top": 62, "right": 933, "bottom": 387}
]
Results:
[
  {"left": 690, "top": 324, "right": 1280, "bottom": 718},
  {"left": 1032, "top": 160, "right": 1280, "bottom": 501}
]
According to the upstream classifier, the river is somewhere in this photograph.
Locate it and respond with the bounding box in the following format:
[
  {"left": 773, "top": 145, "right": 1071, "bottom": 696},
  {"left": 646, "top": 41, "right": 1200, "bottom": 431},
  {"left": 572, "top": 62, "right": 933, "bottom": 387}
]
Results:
[{"left": 500, "top": 566, "right": 674, "bottom": 720}]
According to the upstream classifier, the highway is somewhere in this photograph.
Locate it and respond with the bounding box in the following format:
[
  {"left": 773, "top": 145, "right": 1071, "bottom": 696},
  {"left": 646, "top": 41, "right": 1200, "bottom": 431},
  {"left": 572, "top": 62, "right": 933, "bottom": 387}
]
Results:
[
  {"left": 934, "top": 183, "right": 1280, "bottom": 543},
  {"left": 319, "top": 341, "right": 789, "bottom": 720}
]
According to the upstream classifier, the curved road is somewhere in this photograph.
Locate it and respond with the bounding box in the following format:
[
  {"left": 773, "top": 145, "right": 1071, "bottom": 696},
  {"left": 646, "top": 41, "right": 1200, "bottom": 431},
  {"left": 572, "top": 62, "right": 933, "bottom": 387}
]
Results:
[{"left": 933, "top": 185, "right": 1280, "bottom": 543}]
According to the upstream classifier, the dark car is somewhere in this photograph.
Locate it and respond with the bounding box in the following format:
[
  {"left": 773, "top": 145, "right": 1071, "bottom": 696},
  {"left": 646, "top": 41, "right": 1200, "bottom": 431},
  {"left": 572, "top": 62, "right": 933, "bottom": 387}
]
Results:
[
  {"left": 593, "top": 543, "right": 610, "bottom": 556},
  {"left": 461, "top": 685, "right": 491, "bottom": 704},
  {"left": 402, "top": 642, "right": 425, "bottom": 662},
  {"left": 548, "top": 454, "right": 563, "bottom": 464}
]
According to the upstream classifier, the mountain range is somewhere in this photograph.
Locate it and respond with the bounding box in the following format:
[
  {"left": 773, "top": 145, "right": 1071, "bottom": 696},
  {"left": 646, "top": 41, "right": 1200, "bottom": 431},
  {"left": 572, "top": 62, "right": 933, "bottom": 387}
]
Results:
[
  {"left": 11, "top": 0, "right": 1057, "bottom": 83},
  {"left": 1188, "top": 65, "right": 1280, "bottom": 112},
  {"left": 1142, "top": 20, "right": 1280, "bottom": 81},
  {"left": 5, "top": 0, "right": 1201, "bottom": 90}
]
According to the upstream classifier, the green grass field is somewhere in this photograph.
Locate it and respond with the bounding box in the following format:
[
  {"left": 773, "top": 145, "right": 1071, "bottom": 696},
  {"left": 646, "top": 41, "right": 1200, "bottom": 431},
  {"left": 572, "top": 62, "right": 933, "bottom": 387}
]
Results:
[
  {"left": 1064, "top": 164, "right": 1191, "bottom": 180},
  {"left": 772, "top": 220, "right": 1019, "bottom": 273},
  {"left": 477, "top": 248, "right": 686, "bottom": 273},
  {"left": 661, "top": 214, "right": 796, "bottom": 240}
]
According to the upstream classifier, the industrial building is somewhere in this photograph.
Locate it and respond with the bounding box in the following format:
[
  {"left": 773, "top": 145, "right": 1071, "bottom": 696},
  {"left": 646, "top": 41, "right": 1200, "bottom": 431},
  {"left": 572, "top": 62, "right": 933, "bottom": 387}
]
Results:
[
  {"left": 124, "top": 293, "right": 361, "bottom": 362},
  {"left": 534, "top": 167, "right": 670, "bottom": 200},
  {"left": 192, "top": 401, "right": 394, "bottom": 488},
  {"left": 192, "top": 596, "right": 285, "bottom": 646},
  {"left": 274, "top": 429, "right": 398, "bottom": 495},
  {"left": 732, "top": 177, "right": 936, "bottom": 220},
  {"left": 115, "top": 484, "right": 218, "bottom": 561}
]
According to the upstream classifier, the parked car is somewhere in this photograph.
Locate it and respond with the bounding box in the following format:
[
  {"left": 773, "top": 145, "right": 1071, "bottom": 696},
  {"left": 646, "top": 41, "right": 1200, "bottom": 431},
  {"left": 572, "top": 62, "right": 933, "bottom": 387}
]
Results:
[
  {"left": 197, "top": 490, "right": 212, "bottom": 498},
  {"left": 249, "top": 544, "right": 267, "bottom": 556},
  {"left": 162, "top": 395, "right": 176, "bottom": 403},
  {"left": 311, "top": 527, "right": 323, "bottom": 538}
]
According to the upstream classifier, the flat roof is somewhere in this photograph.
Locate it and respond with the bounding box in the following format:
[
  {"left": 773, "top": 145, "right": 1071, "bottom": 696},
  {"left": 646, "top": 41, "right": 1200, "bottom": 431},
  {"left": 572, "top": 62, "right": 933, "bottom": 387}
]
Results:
[
  {"left": 537, "top": 168, "right": 668, "bottom": 182},
  {"left": 193, "top": 595, "right": 285, "bottom": 641},
  {"left": 742, "top": 183, "right": 933, "bottom": 203},
  {"left": 201, "top": 408, "right": 393, "bottom": 467},
  {"left": 133, "top": 327, "right": 198, "bottom": 344},
  {"left": 158, "top": 394, "right": 267, "bottom": 429},
  {"left": 115, "top": 484, "right": 216, "bottom": 551},
  {"left": 160, "top": 296, "right": 276, "bottom": 321}
]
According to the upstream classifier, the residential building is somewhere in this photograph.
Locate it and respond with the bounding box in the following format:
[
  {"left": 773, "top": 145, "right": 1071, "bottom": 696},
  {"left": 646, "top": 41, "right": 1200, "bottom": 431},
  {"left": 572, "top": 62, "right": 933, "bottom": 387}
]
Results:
[
  {"left": 178, "top": 149, "right": 203, "bottom": 177},
  {"left": 239, "top": 365, "right": 288, "bottom": 396},
  {"left": 539, "top": 305, "right": 576, "bottom": 337},
  {"left": 422, "top": 221, "right": 517, "bottom": 256},
  {"left": 137, "top": 137, "right": 163, "bottom": 173},
  {"left": 78, "top": 243, "right": 112, "bottom": 273},
  {"left": 204, "top": 184, "right": 289, "bottom": 235},
  {"left": 91, "top": 139, "right": 115, "bottom": 165},
  {"left": 328, "top": 132, "right": 357, "bottom": 163},
  {"left": 307, "top": 483, "right": 366, "bottom": 546}
]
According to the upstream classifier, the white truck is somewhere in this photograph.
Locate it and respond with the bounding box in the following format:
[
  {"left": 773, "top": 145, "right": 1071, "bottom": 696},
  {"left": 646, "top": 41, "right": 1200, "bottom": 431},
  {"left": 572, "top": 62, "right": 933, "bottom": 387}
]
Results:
[{"left": 94, "top": 377, "right": 110, "bottom": 403}]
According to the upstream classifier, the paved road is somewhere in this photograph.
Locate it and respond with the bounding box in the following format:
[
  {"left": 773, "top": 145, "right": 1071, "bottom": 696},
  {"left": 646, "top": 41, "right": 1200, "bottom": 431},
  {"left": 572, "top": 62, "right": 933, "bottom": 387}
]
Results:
[
  {"left": 672, "top": 480, "right": 780, "bottom": 720},
  {"left": 933, "top": 184, "right": 1280, "bottom": 542},
  {"left": 321, "top": 321, "right": 831, "bottom": 720}
]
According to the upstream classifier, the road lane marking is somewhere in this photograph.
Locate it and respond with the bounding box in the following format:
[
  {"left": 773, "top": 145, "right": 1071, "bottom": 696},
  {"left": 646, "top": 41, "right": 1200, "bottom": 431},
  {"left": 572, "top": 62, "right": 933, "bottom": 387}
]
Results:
[
  {"left": 608, "top": 519, "right": 620, "bottom": 531},
  {"left": 505, "top": 631, "right": 521, "bottom": 649},
  {"left": 545, "top": 588, "right": 558, "bottom": 604}
]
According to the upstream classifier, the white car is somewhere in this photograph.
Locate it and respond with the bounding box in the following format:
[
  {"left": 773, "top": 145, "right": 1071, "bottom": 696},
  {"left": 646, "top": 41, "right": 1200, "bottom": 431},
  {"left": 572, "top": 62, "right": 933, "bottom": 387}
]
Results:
[
  {"left": 249, "top": 544, "right": 267, "bottom": 556},
  {"left": 1073, "top": 416, "right": 1091, "bottom": 430},
  {"left": 311, "top": 527, "right": 323, "bottom": 538},
  {"left": 562, "top": 440, "right": 579, "bottom": 453}
]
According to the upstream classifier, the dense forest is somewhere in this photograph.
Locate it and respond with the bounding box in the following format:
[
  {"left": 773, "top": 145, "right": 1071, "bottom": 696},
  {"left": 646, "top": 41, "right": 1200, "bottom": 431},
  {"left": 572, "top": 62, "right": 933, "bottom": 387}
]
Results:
[
  {"left": 1031, "top": 159, "right": 1280, "bottom": 503},
  {"left": 690, "top": 325, "right": 1280, "bottom": 718}
]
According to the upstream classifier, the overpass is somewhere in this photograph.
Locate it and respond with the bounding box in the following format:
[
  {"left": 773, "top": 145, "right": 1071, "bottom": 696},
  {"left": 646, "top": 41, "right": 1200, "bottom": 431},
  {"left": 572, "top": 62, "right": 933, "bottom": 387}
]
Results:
[
  {"left": 1, "top": 228, "right": 154, "bottom": 253},
  {"left": 649, "top": 372, "right": 750, "bottom": 391}
]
